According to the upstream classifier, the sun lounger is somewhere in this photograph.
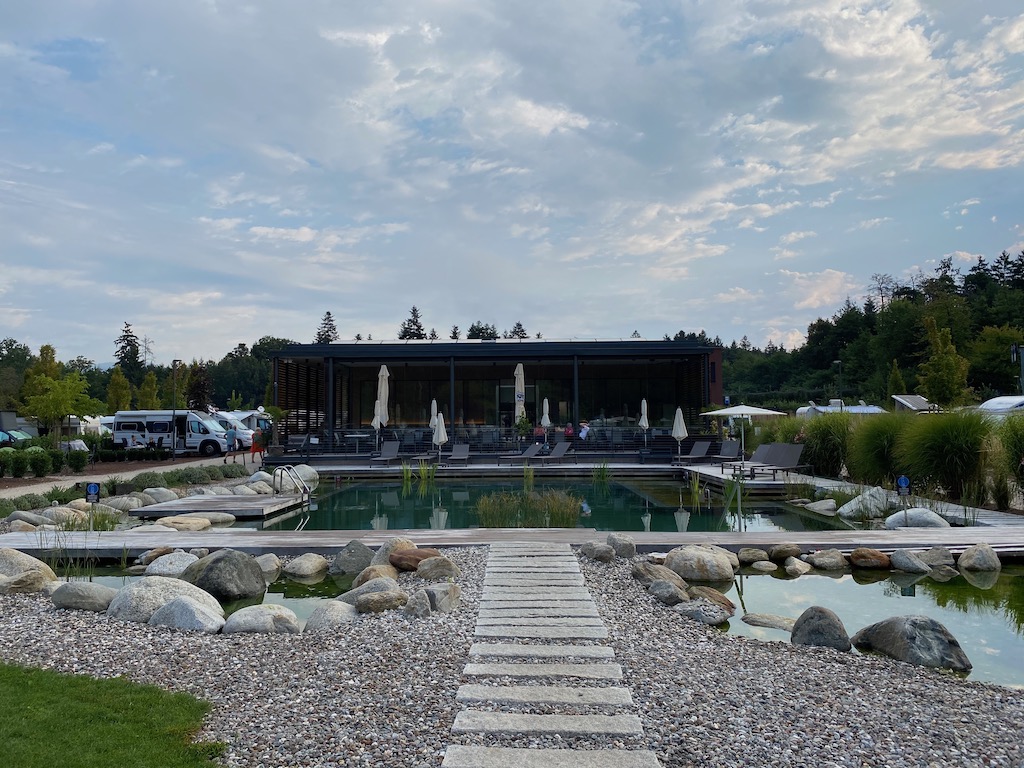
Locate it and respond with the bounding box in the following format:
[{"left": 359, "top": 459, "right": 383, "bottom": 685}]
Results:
[
  {"left": 369, "top": 440, "right": 401, "bottom": 466},
  {"left": 500, "top": 443, "right": 542, "bottom": 465},
  {"left": 443, "top": 444, "right": 470, "bottom": 466},
  {"left": 750, "top": 444, "right": 809, "bottom": 480},
  {"left": 538, "top": 441, "right": 573, "bottom": 464},
  {"left": 709, "top": 440, "right": 741, "bottom": 464},
  {"left": 722, "top": 442, "right": 777, "bottom": 472},
  {"left": 671, "top": 440, "right": 711, "bottom": 465}
]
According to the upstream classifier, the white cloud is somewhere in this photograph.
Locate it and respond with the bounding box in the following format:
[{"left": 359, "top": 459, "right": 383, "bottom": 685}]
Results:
[
  {"left": 780, "top": 230, "right": 817, "bottom": 245},
  {"left": 779, "top": 269, "right": 859, "bottom": 310}
]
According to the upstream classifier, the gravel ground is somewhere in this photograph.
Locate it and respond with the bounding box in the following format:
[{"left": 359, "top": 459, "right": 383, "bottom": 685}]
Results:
[{"left": 0, "top": 544, "right": 1022, "bottom": 767}]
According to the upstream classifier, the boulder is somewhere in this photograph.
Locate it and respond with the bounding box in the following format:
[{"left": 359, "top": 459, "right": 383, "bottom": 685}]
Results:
[
  {"left": 851, "top": 615, "right": 972, "bottom": 672},
  {"left": 0, "top": 569, "right": 56, "bottom": 594},
  {"left": 837, "top": 486, "right": 891, "bottom": 521},
  {"left": 665, "top": 545, "right": 735, "bottom": 582},
  {"left": 136, "top": 546, "right": 175, "bottom": 566},
  {"left": 927, "top": 564, "right": 960, "bottom": 583},
  {"left": 649, "top": 579, "right": 689, "bottom": 606},
  {"left": 631, "top": 562, "right": 688, "bottom": 591},
  {"left": 283, "top": 553, "right": 330, "bottom": 578},
  {"left": 330, "top": 540, "right": 375, "bottom": 575},
  {"left": 247, "top": 481, "right": 274, "bottom": 495},
  {"left": 40, "top": 506, "right": 88, "bottom": 526},
  {"left": 177, "top": 511, "right": 237, "bottom": 525},
  {"left": 674, "top": 598, "right": 731, "bottom": 626},
  {"left": 160, "top": 516, "right": 211, "bottom": 532},
  {"left": 742, "top": 613, "right": 795, "bottom": 632},
  {"left": 917, "top": 547, "right": 955, "bottom": 567},
  {"left": 791, "top": 606, "right": 851, "bottom": 652},
  {"left": 249, "top": 470, "right": 274, "bottom": 484},
  {"left": 606, "top": 533, "right": 637, "bottom": 559},
  {"left": 256, "top": 553, "right": 282, "bottom": 581},
  {"left": 107, "top": 576, "right": 223, "bottom": 624},
  {"left": 179, "top": 549, "right": 267, "bottom": 602},
  {"left": 370, "top": 537, "right": 417, "bottom": 566},
  {"left": 960, "top": 568, "right": 1000, "bottom": 590},
  {"left": 223, "top": 604, "right": 301, "bottom": 634},
  {"left": 145, "top": 552, "right": 199, "bottom": 577},
  {"left": 190, "top": 548, "right": 210, "bottom": 559},
  {"left": 51, "top": 581, "right": 118, "bottom": 612},
  {"left": 338, "top": 576, "right": 401, "bottom": 606},
  {"left": 149, "top": 596, "right": 225, "bottom": 634},
  {"left": 403, "top": 589, "right": 432, "bottom": 618},
  {"left": 205, "top": 486, "right": 235, "bottom": 496},
  {"left": 389, "top": 548, "right": 443, "bottom": 571},
  {"left": 708, "top": 545, "right": 739, "bottom": 571},
  {"left": 304, "top": 600, "right": 359, "bottom": 632},
  {"left": 751, "top": 561, "right": 778, "bottom": 573},
  {"left": 104, "top": 496, "right": 143, "bottom": 512},
  {"left": 737, "top": 548, "right": 769, "bottom": 565},
  {"left": 767, "top": 544, "right": 802, "bottom": 562},
  {"left": 805, "top": 549, "right": 847, "bottom": 571},
  {"left": 804, "top": 499, "right": 837, "bottom": 515},
  {"left": 129, "top": 492, "right": 157, "bottom": 506},
  {"left": 292, "top": 464, "right": 321, "bottom": 490},
  {"left": 957, "top": 543, "right": 1001, "bottom": 572},
  {"left": 580, "top": 541, "right": 615, "bottom": 562},
  {"left": 889, "top": 549, "right": 932, "bottom": 575},
  {"left": 353, "top": 564, "right": 399, "bottom": 587},
  {"left": 355, "top": 590, "right": 409, "bottom": 613},
  {"left": 424, "top": 583, "right": 462, "bottom": 613},
  {"left": 784, "top": 557, "right": 812, "bottom": 577},
  {"left": 417, "top": 556, "right": 462, "bottom": 581},
  {"left": 9, "top": 510, "right": 51, "bottom": 527},
  {"left": 849, "top": 548, "right": 891, "bottom": 569},
  {"left": 9, "top": 520, "right": 37, "bottom": 533},
  {"left": 0, "top": 548, "right": 57, "bottom": 582},
  {"left": 143, "top": 487, "right": 179, "bottom": 503},
  {"left": 232, "top": 484, "right": 259, "bottom": 496},
  {"left": 687, "top": 585, "right": 735, "bottom": 614},
  {"left": 884, "top": 508, "right": 950, "bottom": 529}
]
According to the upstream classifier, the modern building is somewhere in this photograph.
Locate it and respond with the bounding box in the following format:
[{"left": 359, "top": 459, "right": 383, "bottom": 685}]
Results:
[{"left": 272, "top": 338, "right": 723, "bottom": 451}]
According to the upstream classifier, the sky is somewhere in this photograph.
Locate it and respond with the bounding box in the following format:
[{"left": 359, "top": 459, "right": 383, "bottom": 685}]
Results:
[{"left": 2, "top": 0, "right": 1024, "bottom": 366}]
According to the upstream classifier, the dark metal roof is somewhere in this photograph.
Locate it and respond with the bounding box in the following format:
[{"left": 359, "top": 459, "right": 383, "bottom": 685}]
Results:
[{"left": 278, "top": 338, "right": 719, "bottom": 363}]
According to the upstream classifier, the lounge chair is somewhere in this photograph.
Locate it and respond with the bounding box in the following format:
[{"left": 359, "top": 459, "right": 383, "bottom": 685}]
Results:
[
  {"left": 500, "top": 443, "right": 542, "bottom": 465},
  {"left": 443, "top": 444, "right": 470, "bottom": 466},
  {"left": 750, "top": 444, "right": 809, "bottom": 480},
  {"left": 538, "top": 441, "right": 573, "bottom": 465},
  {"left": 369, "top": 440, "right": 401, "bottom": 466},
  {"left": 709, "top": 440, "right": 741, "bottom": 464},
  {"left": 722, "top": 442, "right": 776, "bottom": 472},
  {"left": 671, "top": 440, "right": 711, "bottom": 465}
]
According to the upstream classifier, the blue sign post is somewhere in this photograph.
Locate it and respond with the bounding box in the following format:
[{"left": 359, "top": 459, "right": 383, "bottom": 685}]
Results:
[
  {"left": 896, "top": 475, "right": 910, "bottom": 497},
  {"left": 85, "top": 482, "right": 100, "bottom": 504}
]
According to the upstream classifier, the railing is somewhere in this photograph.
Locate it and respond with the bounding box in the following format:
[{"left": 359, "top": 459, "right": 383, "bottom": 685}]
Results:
[{"left": 272, "top": 465, "right": 311, "bottom": 502}]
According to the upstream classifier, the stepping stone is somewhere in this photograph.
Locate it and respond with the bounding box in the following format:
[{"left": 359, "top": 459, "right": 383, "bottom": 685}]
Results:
[
  {"left": 482, "top": 588, "right": 590, "bottom": 599},
  {"left": 484, "top": 578, "right": 584, "bottom": 586},
  {"left": 463, "top": 662, "right": 621, "bottom": 679},
  {"left": 469, "top": 643, "right": 615, "bottom": 659},
  {"left": 451, "top": 711, "right": 643, "bottom": 736},
  {"left": 475, "top": 626, "right": 608, "bottom": 639},
  {"left": 442, "top": 746, "right": 661, "bottom": 768},
  {"left": 478, "top": 608, "right": 599, "bottom": 618},
  {"left": 480, "top": 600, "right": 595, "bottom": 610},
  {"left": 456, "top": 684, "right": 634, "bottom": 706},
  {"left": 475, "top": 617, "right": 605, "bottom": 627}
]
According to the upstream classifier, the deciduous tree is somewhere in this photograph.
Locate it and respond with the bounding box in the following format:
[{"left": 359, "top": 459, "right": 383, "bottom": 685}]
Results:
[{"left": 106, "top": 366, "right": 132, "bottom": 412}]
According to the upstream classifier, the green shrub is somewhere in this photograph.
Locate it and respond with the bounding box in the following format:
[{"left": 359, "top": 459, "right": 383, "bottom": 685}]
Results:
[
  {"left": 47, "top": 449, "right": 65, "bottom": 473},
  {"left": 846, "top": 412, "right": 912, "bottom": 486},
  {"left": 133, "top": 471, "right": 167, "bottom": 491},
  {"left": 800, "top": 412, "right": 852, "bottom": 478},
  {"left": 13, "top": 493, "right": 49, "bottom": 511},
  {"left": 24, "top": 445, "right": 44, "bottom": 453},
  {"left": 758, "top": 415, "right": 803, "bottom": 446},
  {"left": 989, "top": 470, "right": 1012, "bottom": 511},
  {"left": 0, "top": 498, "right": 14, "bottom": 516},
  {"left": 221, "top": 463, "right": 249, "bottom": 479},
  {"left": 896, "top": 411, "right": 992, "bottom": 500},
  {"left": 201, "top": 466, "right": 224, "bottom": 481},
  {"left": 28, "top": 451, "right": 52, "bottom": 478},
  {"left": 0, "top": 450, "right": 12, "bottom": 477},
  {"left": 11, "top": 451, "right": 29, "bottom": 478},
  {"left": 997, "top": 415, "right": 1024, "bottom": 487},
  {"left": 102, "top": 476, "right": 125, "bottom": 496},
  {"left": 175, "top": 467, "right": 208, "bottom": 485},
  {"left": 67, "top": 450, "right": 89, "bottom": 473},
  {"left": 44, "top": 485, "right": 83, "bottom": 505}
]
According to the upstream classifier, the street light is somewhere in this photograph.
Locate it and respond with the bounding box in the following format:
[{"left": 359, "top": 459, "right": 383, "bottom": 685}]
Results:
[
  {"left": 833, "top": 360, "right": 843, "bottom": 411},
  {"left": 171, "top": 359, "right": 182, "bottom": 460}
]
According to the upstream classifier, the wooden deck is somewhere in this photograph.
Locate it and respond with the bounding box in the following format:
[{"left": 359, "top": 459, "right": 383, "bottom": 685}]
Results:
[{"left": 127, "top": 494, "right": 306, "bottom": 521}]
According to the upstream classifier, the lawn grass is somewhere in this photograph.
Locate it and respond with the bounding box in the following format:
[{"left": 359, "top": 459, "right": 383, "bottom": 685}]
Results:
[{"left": 0, "top": 662, "right": 223, "bottom": 768}]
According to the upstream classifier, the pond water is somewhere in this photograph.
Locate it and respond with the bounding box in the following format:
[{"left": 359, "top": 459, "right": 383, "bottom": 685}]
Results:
[
  {"left": 259, "top": 480, "right": 853, "bottom": 533},
  {"left": 72, "top": 564, "right": 1024, "bottom": 689}
]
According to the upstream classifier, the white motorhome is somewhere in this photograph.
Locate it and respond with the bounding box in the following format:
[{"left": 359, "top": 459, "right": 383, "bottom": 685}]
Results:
[
  {"left": 209, "top": 411, "right": 255, "bottom": 448},
  {"left": 112, "top": 410, "right": 228, "bottom": 456},
  {"left": 227, "top": 408, "right": 273, "bottom": 433}
]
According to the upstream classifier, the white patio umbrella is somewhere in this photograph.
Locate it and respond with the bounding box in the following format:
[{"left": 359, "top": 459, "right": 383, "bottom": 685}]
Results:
[
  {"left": 541, "top": 398, "right": 551, "bottom": 428},
  {"left": 699, "top": 404, "right": 786, "bottom": 471},
  {"left": 432, "top": 412, "right": 448, "bottom": 453},
  {"left": 638, "top": 399, "right": 650, "bottom": 447},
  {"left": 671, "top": 407, "right": 688, "bottom": 457},
  {"left": 429, "top": 398, "right": 438, "bottom": 429},
  {"left": 376, "top": 365, "right": 390, "bottom": 428},
  {"left": 513, "top": 363, "right": 526, "bottom": 422},
  {"left": 370, "top": 398, "right": 383, "bottom": 444}
]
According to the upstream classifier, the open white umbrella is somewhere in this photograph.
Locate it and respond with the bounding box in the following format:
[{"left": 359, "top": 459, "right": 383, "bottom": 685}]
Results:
[
  {"left": 513, "top": 363, "right": 526, "bottom": 422},
  {"left": 638, "top": 399, "right": 649, "bottom": 447},
  {"left": 541, "top": 398, "right": 551, "bottom": 428},
  {"left": 700, "top": 404, "right": 786, "bottom": 471},
  {"left": 671, "top": 407, "right": 688, "bottom": 457},
  {"left": 432, "top": 412, "right": 448, "bottom": 453},
  {"left": 429, "top": 398, "right": 438, "bottom": 429}
]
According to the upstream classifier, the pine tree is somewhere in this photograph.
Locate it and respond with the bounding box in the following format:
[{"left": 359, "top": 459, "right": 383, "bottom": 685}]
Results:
[
  {"left": 505, "top": 321, "right": 529, "bottom": 339},
  {"left": 185, "top": 361, "right": 213, "bottom": 410},
  {"left": 917, "top": 317, "right": 969, "bottom": 406},
  {"left": 466, "top": 321, "right": 499, "bottom": 340},
  {"left": 314, "top": 312, "right": 340, "bottom": 344},
  {"left": 887, "top": 359, "right": 907, "bottom": 399},
  {"left": 114, "top": 322, "right": 143, "bottom": 385},
  {"left": 397, "top": 306, "right": 427, "bottom": 339},
  {"left": 429, "top": 328, "right": 439, "bottom": 340},
  {"left": 137, "top": 370, "right": 162, "bottom": 408},
  {"left": 106, "top": 366, "right": 133, "bottom": 412},
  {"left": 450, "top": 325, "right": 461, "bottom": 340}
]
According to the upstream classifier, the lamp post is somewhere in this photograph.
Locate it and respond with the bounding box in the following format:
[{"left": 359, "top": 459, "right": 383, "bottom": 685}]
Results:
[
  {"left": 171, "top": 359, "right": 182, "bottom": 460},
  {"left": 833, "top": 360, "right": 843, "bottom": 410}
]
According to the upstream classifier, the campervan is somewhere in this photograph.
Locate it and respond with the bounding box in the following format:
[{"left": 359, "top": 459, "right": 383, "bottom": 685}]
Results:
[
  {"left": 226, "top": 408, "right": 273, "bottom": 433},
  {"left": 112, "top": 410, "right": 228, "bottom": 456},
  {"left": 209, "top": 411, "right": 255, "bottom": 448}
]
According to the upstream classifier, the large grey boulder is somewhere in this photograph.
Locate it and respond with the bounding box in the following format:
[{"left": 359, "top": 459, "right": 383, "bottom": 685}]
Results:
[
  {"left": 674, "top": 598, "right": 731, "bottom": 626},
  {"left": 784, "top": 557, "right": 812, "bottom": 577},
  {"left": 8, "top": 510, "right": 51, "bottom": 527},
  {"left": 249, "top": 470, "right": 273, "bottom": 484},
  {"left": 0, "top": 548, "right": 58, "bottom": 582},
  {"left": 767, "top": 544, "right": 802, "bottom": 562},
  {"left": 105, "top": 496, "right": 143, "bottom": 512},
  {"left": 107, "top": 576, "right": 223, "bottom": 624},
  {"left": 337, "top": 576, "right": 401, "bottom": 606},
  {"left": 355, "top": 590, "right": 409, "bottom": 613},
  {"left": 804, "top": 499, "right": 837, "bottom": 515},
  {"left": 417, "top": 556, "right": 461, "bottom": 581},
  {"left": 917, "top": 547, "right": 955, "bottom": 567},
  {"left": 256, "top": 553, "right": 282, "bottom": 581},
  {"left": 884, "top": 508, "right": 950, "bottom": 529},
  {"left": 837, "top": 486, "right": 890, "bottom": 521},
  {"left": 0, "top": 569, "right": 57, "bottom": 594},
  {"left": 889, "top": 549, "right": 932, "bottom": 575},
  {"left": 737, "top": 548, "right": 769, "bottom": 565},
  {"left": 51, "top": 581, "right": 119, "bottom": 612},
  {"left": 424, "top": 583, "right": 462, "bottom": 613},
  {"left": 606, "top": 533, "right": 636, "bottom": 559},
  {"left": 403, "top": 590, "right": 433, "bottom": 618},
  {"left": 665, "top": 544, "right": 735, "bottom": 582},
  {"left": 353, "top": 563, "right": 400, "bottom": 587},
  {"left": 370, "top": 537, "right": 417, "bottom": 566},
  {"left": 233, "top": 484, "right": 259, "bottom": 496},
  {"left": 791, "top": 606, "right": 851, "bottom": 652},
  {"left": 149, "top": 596, "right": 225, "bottom": 634},
  {"left": 742, "top": 613, "right": 795, "bottom": 632},
  {"left": 223, "top": 604, "right": 300, "bottom": 634},
  {"left": 145, "top": 552, "right": 199, "bottom": 577},
  {"left": 179, "top": 549, "right": 267, "bottom": 602},
  {"left": 143, "top": 487, "right": 179, "bottom": 503},
  {"left": 957, "top": 543, "right": 1001, "bottom": 572},
  {"left": 580, "top": 541, "right": 615, "bottom": 562},
  {"left": 304, "top": 601, "right": 359, "bottom": 632},
  {"left": 805, "top": 549, "right": 847, "bottom": 571},
  {"left": 851, "top": 615, "right": 972, "bottom": 672},
  {"left": 632, "top": 561, "right": 688, "bottom": 591},
  {"left": 160, "top": 516, "right": 211, "bottom": 532},
  {"left": 283, "top": 553, "right": 330, "bottom": 578},
  {"left": 649, "top": 579, "right": 689, "bottom": 606},
  {"left": 330, "top": 540, "right": 374, "bottom": 575}
]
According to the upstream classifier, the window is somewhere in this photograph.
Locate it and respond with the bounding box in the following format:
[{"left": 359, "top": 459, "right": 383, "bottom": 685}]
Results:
[{"left": 147, "top": 421, "right": 171, "bottom": 434}]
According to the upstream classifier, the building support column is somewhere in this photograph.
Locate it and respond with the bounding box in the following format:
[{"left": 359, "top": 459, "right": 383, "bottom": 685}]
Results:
[
  {"left": 573, "top": 355, "right": 580, "bottom": 425},
  {"left": 449, "top": 357, "right": 456, "bottom": 427}
]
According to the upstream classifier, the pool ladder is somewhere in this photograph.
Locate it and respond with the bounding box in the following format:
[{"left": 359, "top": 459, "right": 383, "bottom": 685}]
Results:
[{"left": 272, "top": 465, "right": 311, "bottom": 503}]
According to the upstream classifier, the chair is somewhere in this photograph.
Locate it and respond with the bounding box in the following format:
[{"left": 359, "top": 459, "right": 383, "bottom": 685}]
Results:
[
  {"left": 538, "top": 441, "right": 573, "bottom": 464},
  {"left": 751, "top": 444, "right": 809, "bottom": 480},
  {"left": 444, "top": 444, "right": 471, "bottom": 466},
  {"left": 369, "top": 440, "right": 401, "bottom": 466},
  {"left": 500, "top": 443, "right": 542, "bottom": 465},
  {"left": 722, "top": 442, "right": 775, "bottom": 471},
  {"left": 709, "top": 440, "right": 740, "bottom": 464},
  {"left": 671, "top": 440, "right": 711, "bottom": 465}
]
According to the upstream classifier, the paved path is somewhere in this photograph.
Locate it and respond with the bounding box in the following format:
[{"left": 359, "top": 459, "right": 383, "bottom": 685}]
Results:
[{"left": 443, "top": 543, "right": 661, "bottom": 767}]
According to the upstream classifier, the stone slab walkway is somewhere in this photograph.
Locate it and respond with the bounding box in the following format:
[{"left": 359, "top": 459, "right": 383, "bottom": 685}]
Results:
[{"left": 443, "top": 542, "right": 661, "bottom": 767}]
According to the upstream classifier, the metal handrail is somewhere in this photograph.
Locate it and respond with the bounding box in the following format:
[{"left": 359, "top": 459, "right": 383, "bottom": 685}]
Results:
[{"left": 272, "top": 465, "right": 310, "bottom": 501}]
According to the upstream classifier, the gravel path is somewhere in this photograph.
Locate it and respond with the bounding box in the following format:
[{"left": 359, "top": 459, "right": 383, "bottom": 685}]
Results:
[{"left": 0, "top": 545, "right": 1022, "bottom": 767}]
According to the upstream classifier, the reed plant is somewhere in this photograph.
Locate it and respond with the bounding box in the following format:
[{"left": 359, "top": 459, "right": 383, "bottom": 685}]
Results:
[
  {"left": 801, "top": 412, "right": 852, "bottom": 478},
  {"left": 475, "top": 488, "right": 581, "bottom": 528},
  {"left": 896, "top": 411, "right": 992, "bottom": 501},
  {"left": 757, "top": 415, "right": 803, "bottom": 447},
  {"left": 416, "top": 461, "right": 436, "bottom": 483},
  {"left": 997, "top": 414, "right": 1024, "bottom": 486},
  {"left": 591, "top": 462, "right": 611, "bottom": 483},
  {"left": 523, "top": 466, "right": 535, "bottom": 492},
  {"left": 846, "top": 411, "right": 911, "bottom": 485},
  {"left": 400, "top": 463, "right": 414, "bottom": 483}
]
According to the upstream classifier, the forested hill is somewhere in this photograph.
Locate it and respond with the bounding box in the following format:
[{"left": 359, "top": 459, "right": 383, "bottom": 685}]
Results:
[{"left": 672, "top": 252, "right": 1024, "bottom": 411}]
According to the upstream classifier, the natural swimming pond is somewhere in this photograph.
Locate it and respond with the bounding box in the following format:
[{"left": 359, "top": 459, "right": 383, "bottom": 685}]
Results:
[{"left": 259, "top": 480, "right": 854, "bottom": 533}]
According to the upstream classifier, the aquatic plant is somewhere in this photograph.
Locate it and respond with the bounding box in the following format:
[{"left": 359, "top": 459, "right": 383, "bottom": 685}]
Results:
[
  {"left": 997, "top": 414, "right": 1024, "bottom": 487},
  {"left": 523, "top": 466, "right": 534, "bottom": 492},
  {"left": 846, "top": 412, "right": 911, "bottom": 486},
  {"left": 591, "top": 462, "right": 611, "bottom": 483},
  {"left": 896, "top": 411, "right": 992, "bottom": 501},
  {"left": 475, "top": 488, "right": 581, "bottom": 528}
]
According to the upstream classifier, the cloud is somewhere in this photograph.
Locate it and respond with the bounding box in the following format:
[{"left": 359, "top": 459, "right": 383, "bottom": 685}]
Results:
[
  {"left": 779, "top": 269, "right": 859, "bottom": 310},
  {"left": 855, "top": 217, "right": 892, "bottom": 230}
]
